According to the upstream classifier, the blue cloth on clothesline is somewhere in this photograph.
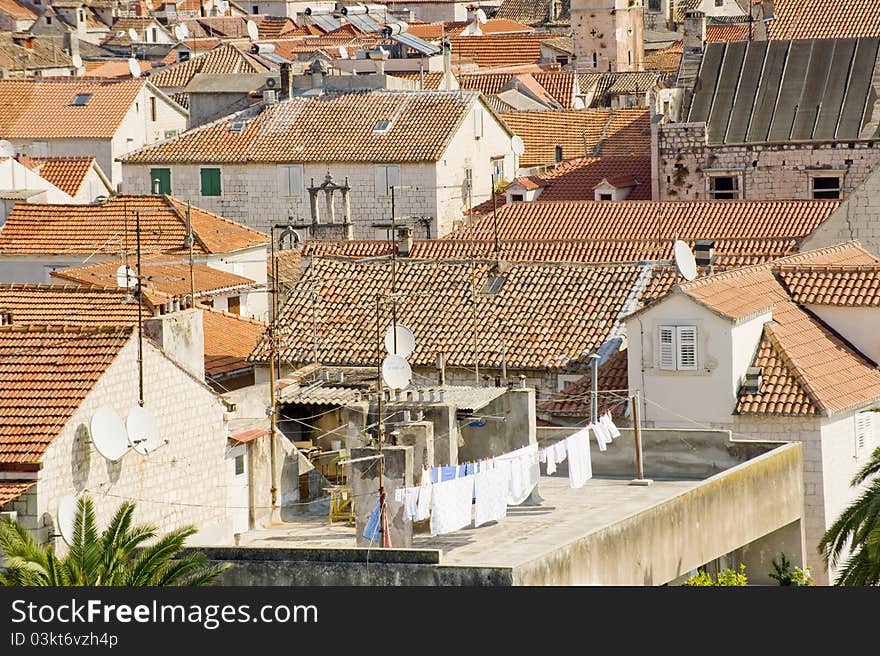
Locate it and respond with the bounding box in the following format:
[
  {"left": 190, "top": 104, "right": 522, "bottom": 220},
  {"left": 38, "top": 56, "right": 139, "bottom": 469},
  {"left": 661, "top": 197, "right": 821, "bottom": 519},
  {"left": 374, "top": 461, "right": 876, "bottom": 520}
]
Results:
[{"left": 363, "top": 497, "right": 381, "bottom": 542}]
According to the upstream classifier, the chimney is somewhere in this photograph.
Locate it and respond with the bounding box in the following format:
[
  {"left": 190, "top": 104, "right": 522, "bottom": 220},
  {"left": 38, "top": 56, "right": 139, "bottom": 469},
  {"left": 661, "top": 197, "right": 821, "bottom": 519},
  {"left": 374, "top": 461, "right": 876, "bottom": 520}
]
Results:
[
  {"left": 436, "top": 351, "right": 446, "bottom": 386},
  {"left": 368, "top": 47, "right": 389, "bottom": 76},
  {"left": 144, "top": 308, "right": 206, "bottom": 380},
  {"left": 683, "top": 11, "right": 705, "bottom": 50},
  {"left": 396, "top": 225, "right": 413, "bottom": 256},
  {"left": 70, "top": 33, "right": 80, "bottom": 63},
  {"left": 263, "top": 89, "right": 277, "bottom": 104},
  {"left": 280, "top": 62, "right": 292, "bottom": 101}
]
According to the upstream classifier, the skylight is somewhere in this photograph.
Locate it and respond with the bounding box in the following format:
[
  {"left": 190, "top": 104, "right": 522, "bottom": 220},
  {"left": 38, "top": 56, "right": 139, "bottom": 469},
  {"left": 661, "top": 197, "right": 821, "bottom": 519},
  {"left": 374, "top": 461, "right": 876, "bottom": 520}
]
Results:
[
  {"left": 373, "top": 119, "right": 392, "bottom": 133},
  {"left": 71, "top": 93, "right": 92, "bottom": 107}
]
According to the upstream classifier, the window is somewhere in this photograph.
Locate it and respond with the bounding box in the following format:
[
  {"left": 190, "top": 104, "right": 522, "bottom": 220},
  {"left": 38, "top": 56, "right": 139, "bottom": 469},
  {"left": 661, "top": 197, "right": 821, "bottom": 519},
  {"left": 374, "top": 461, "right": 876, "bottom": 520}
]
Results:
[
  {"left": 554, "top": 145, "right": 564, "bottom": 164},
  {"left": 856, "top": 411, "right": 875, "bottom": 454},
  {"left": 658, "top": 325, "right": 698, "bottom": 371},
  {"left": 227, "top": 295, "right": 241, "bottom": 315},
  {"left": 464, "top": 168, "right": 473, "bottom": 205},
  {"left": 252, "top": 4, "right": 259, "bottom": 12},
  {"left": 510, "top": 193, "right": 524, "bottom": 202},
  {"left": 71, "top": 93, "right": 92, "bottom": 106},
  {"left": 374, "top": 164, "right": 400, "bottom": 196},
  {"left": 46, "top": 15, "right": 51, "bottom": 24},
  {"left": 707, "top": 174, "right": 740, "bottom": 199},
  {"left": 277, "top": 165, "right": 303, "bottom": 196},
  {"left": 599, "top": 193, "right": 612, "bottom": 201},
  {"left": 149, "top": 167, "right": 171, "bottom": 194},
  {"left": 234, "top": 454, "right": 245, "bottom": 476},
  {"left": 150, "top": 96, "right": 157, "bottom": 122},
  {"left": 151, "top": 27, "right": 158, "bottom": 42},
  {"left": 555, "top": 55, "right": 569, "bottom": 65},
  {"left": 164, "top": 129, "right": 178, "bottom": 139},
  {"left": 648, "top": 0, "right": 660, "bottom": 10},
  {"left": 373, "top": 119, "right": 392, "bottom": 133},
  {"left": 628, "top": 50, "right": 632, "bottom": 66},
  {"left": 715, "top": 0, "right": 724, "bottom": 5},
  {"left": 491, "top": 156, "right": 505, "bottom": 181},
  {"left": 592, "top": 51, "right": 598, "bottom": 68},
  {"left": 811, "top": 175, "right": 841, "bottom": 199},
  {"left": 200, "top": 168, "right": 222, "bottom": 196}
]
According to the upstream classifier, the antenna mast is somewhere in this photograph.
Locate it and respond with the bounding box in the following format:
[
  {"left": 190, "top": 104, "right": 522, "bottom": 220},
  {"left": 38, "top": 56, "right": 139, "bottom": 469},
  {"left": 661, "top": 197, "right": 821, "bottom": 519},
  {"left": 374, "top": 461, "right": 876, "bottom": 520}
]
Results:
[
  {"left": 135, "top": 210, "right": 144, "bottom": 407},
  {"left": 187, "top": 201, "right": 195, "bottom": 307}
]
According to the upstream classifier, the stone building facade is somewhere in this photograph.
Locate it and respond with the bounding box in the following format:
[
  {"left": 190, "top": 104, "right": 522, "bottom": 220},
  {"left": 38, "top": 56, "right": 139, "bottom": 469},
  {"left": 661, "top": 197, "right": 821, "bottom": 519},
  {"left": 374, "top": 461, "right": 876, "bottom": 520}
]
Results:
[{"left": 571, "top": 0, "right": 644, "bottom": 73}]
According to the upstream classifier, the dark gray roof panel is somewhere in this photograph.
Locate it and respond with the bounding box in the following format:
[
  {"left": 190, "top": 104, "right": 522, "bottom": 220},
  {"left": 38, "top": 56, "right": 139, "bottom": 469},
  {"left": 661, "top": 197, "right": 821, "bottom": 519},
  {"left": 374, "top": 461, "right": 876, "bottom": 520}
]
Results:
[
  {"left": 706, "top": 41, "right": 746, "bottom": 144},
  {"left": 838, "top": 38, "right": 879, "bottom": 140},
  {"left": 690, "top": 37, "right": 880, "bottom": 144},
  {"left": 767, "top": 40, "right": 813, "bottom": 143},
  {"left": 813, "top": 39, "right": 858, "bottom": 141},
  {"left": 725, "top": 40, "right": 767, "bottom": 144},
  {"left": 746, "top": 40, "right": 789, "bottom": 143},
  {"left": 790, "top": 40, "right": 835, "bottom": 141},
  {"left": 688, "top": 42, "right": 725, "bottom": 124}
]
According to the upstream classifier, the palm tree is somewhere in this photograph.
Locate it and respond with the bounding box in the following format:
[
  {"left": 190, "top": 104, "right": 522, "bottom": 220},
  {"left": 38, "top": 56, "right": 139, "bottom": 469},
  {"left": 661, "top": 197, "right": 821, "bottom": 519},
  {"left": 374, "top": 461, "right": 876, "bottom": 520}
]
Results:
[
  {"left": 0, "top": 495, "right": 231, "bottom": 586},
  {"left": 819, "top": 444, "right": 880, "bottom": 586}
]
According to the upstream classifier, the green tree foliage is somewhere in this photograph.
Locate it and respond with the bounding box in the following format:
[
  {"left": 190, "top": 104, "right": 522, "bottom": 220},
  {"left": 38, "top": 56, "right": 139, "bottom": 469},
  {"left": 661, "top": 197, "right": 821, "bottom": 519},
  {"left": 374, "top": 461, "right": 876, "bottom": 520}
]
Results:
[
  {"left": 768, "top": 553, "right": 814, "bottom": 586},
  {"left": 0, "top": 496, "right": 230, "bottom": 586},
  {"left": 682, "top": 564, "right": 747, "bottom": 586},
  {"left": 819, "top": 444, "right": 880, "bottom": 586}
]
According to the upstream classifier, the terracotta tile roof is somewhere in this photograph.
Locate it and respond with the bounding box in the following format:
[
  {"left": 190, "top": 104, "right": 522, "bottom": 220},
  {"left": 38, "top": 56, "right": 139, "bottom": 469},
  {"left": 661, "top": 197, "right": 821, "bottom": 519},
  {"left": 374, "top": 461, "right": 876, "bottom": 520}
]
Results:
[
  {"left": 255, "top": 15, "right": 300, "bottom": 39},
  {"left": 0, "top": 34, "right": 73, "bottom": 72},
  {"left": 21, "top": 156, "right": 95, "bottom": 196},
  {"left": 387, "top": 71, "right": 445, "bottom": 90},
  {"left": 148, "top": 43, "right": 272, "bottom": 89},
  {"left": 537, "top": 348, "right": 629, "bottom": 417},
  {"left": 254, "top": 258, "right": 646, "bottom": 371},
  {"left": 459, "top": 72, "right": 518, "bottom": 94},
  {"left": 532, "top": 71, "right": 577, "bottom": 107},
  {"left": 260, "top": 36, "right": 378, "bottom": 59},
  {"left": 586, "top": 72, "right": 673, "bottom": 107},
  {"left": 0, "top": 78, "right": 145, "bottom": 139},
  {"left": 0, "top": 480, "right": 35, "bottom": 505},
  {"left": 484, "top": 94, "right": 518, "bottom": 113},
  {"left": 499, "top": 108, "right": 650, "bottom": 166},
  {"left": 776, "top": 265, "right": 880, "bottom": 306},
  {"left": 678, "top": 242, "right": 878, "bottom": 322},
  {"left": 767, "top": 0, "right": 880, "bottom": 39},
  {"left": 449, "top": 199, "right": 841, "bottom": 242},
  {"left": 84, "top": 58, "right": 152, "bottom": 78},
  {"left": 540, "top": 35, "right": 573, "bottom": 55},
  {"left": 122, "top": 90, "right": 488, "bottom": 163},
  {"left": 407, "top": 18, "right": 534, "bottom": 39},
  {"left": 448, "top": 33, "right": 553, "bottom": 68},
  {"left": 643, "top": 41, "right": 683, "bottom": 72},
  {"left": 495, "top": 0, "right": 569, "bottom": 26},
  {"left": 0, "top": 284, "right": 151, "bottom": 325},
  {"left": 0, "top": 195, "right": 268, "bottom": 256},
  {"left": 202, "top": 307, "right": 266, "bottom": 377},
  {"left": 705, "top": 23, "right": 752, "bottom": 42},
  {"left": 171, "top": 91, "right": 189, "bottom": 109},
  {"left": 301, "top": 236, "right": 801, "bottom": 266},
  {"left": 470, "top": 156, "right": 651, "bottom": 214},
  {"left": 0, "top": 0, "right": 36, "bottom": 20},
  {"left": 0, "top": 325, "right": 132, "bottom": 465},
  {"left": 182, "top": 16, "right": 252, "bottom": 38},
  {"left": 102, "top": 17, "right": 168, "bottom": 46},
  {"left": 52, "top": 254, "right": 256, "bottom": 299}
]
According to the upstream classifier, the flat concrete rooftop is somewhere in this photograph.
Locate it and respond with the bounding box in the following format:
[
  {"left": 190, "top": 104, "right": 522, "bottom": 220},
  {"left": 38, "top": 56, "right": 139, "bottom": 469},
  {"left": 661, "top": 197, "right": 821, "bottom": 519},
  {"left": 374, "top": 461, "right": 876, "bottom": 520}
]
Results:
[{"left": 237, "top": 474, "right": 700, "bottom": 570}]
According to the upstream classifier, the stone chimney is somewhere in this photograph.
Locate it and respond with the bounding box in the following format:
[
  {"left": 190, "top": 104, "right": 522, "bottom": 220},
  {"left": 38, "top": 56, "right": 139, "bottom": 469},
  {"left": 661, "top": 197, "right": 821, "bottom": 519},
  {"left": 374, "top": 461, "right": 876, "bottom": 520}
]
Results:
[
  {"left": 280, "top": 62, "right": 292, "bottom": 101},
  {"left": 368, "top": 47, "right": 389, "bottom": 76},
  {"left": 144, "top": 308, "right": 205, "bottom": 380},
  {"left": 396, "top": 225, "right": 413, "bottom": 256},
  {"left": 683, "top": 11, "right": 705, "bottom": 50}
]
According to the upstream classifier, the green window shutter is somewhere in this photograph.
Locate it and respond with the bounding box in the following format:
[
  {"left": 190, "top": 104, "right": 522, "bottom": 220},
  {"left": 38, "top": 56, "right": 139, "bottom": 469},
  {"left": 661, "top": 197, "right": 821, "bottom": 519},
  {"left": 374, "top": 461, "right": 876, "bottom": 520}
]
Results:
[
  {"left": 200, "top": 168, "right": 221, "bottom": 196},
  {"left": 149, "top": 168, "right": 171, "bottom": 195}
]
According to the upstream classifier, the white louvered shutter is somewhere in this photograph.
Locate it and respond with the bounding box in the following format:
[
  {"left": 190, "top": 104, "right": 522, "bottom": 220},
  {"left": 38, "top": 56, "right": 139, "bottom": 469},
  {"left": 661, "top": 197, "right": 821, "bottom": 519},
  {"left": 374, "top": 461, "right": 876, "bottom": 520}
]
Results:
[
  {"left": 676, "top": 326, "right": 698, "bottom": 370},
  {"left": 374, "top": 166, "right": 388, "bottom": 195},
  {"left": 658, "top": 326, "right": 676, "bottom": 370},
  {"left": 856, "top": 412, "right": 873, "bottom": 452}
]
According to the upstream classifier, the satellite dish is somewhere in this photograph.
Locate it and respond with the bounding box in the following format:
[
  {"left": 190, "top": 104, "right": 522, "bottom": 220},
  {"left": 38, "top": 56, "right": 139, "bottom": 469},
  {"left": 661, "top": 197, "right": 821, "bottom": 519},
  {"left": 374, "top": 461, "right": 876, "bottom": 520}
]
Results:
[
  {"left": 128, "top": 58, "right": 141, "bottom": 78},
  {"left": 174, "top": 23, "right": 189, "bottom": 39},
  {"left": 128, "top": 28, "right": 139, "bottom": 42},
  {"left": 72, "top": 53, "right": 83, "bottom": 68},
  {"left": 126, "top": 405, "right": 161, "bottom": 455},
  {"left": 511, "top": 135, "right": 525, "bottom": 156},
  {"left": 57, "top": 495, "right": 78, "bottom": 546},
  {"left": 246, "top": 19, "right": 259, "bottom": 41},
  {"left": 90, "top": 407, "right": 129, "bottom": 462},
  {"left": 384, "top": 324, "right": 415, "bottom": 359},
  {"left": 381, "top": 355, "right": 412, "bottom": 390},
  {"left": 115, "top": 264, "right": 137, "bottom": 289},
  {"left": 476, "top": 8, "right": 487, "bottom": 24},
  {"left": 0, "top": 140, "right": 14, "bottom": 158},
  {"left": 338, "top": 45, "right": 348, "bottom": 59},
  {"left": 673, "top": 240, "right": 698, "bottom": 281}
]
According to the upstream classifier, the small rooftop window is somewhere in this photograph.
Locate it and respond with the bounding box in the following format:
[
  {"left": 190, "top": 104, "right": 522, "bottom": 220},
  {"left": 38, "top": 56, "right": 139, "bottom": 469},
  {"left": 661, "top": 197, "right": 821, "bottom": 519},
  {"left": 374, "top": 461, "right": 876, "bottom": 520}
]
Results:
[
  {"left": 373, "top": 119, "right": 392, "bottom": 133},
  {"left": 71, "top": 93, "right": 92, "bottom": 106}
]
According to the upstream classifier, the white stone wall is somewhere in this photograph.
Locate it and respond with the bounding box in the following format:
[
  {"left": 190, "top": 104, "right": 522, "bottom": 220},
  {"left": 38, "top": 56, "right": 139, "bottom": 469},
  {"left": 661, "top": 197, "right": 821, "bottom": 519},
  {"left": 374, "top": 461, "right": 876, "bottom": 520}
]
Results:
[
  {"left": 6, "top": 139, "right": 114, "bottom": 191},
  {"left": 572, "top": 0, "right": 644, "bottom": 73},
  {"left": 204, "top": 246, "right": 269, "bottom": 321},
  {"left": 656, "top": 123, "right": 880, "bottom": 202},
  {"left": 20, "top": 335, "right": 232, "bottom": 550}
]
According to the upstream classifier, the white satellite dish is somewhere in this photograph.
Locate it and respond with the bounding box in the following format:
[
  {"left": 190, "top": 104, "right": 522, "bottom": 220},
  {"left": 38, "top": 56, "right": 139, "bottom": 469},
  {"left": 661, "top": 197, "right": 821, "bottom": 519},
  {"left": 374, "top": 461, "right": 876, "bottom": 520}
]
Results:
[
  {"left": 673, "top": 240, "right": 698, "bottom": 281},
  {"left": 246, "top": 19, "right": 259, "bottom": 41},
  {"left": 0, "top": 140, "right": 14, "bottom": 158},
  {"left": 128, "top": 28, "right": 139, "bottom": 42},
  {"left": 476, "top": 8, "right": 487, "bottom": 24},
  {"left": 127, "top": 58, "right": 141, "bottom": 78},
  {"left": 382, "top": 354, "right": 412, "bottom": 390},
  {"left": 72, "top": 53, "right": 83, "bottom": 68},
  {"left": 57, "top": 495, "right": 78, "bottom": 546},
  {"left": 115, "top": 264, "right": 138, "bottom": 289},
  {"left": 174, "top": 23, "right": 189, "bottom": 40},
  {"left": 384, "top": 324, "right": 415, "bottom": 359},
  {"left": 126, "top": 405, "right": 161, "bottom": 456},
  {"left": 511, "top": 135, "right": 525, "bottom": 157},
  {"left": 90, "top": 407, "right": 129, "bottom": 462}
]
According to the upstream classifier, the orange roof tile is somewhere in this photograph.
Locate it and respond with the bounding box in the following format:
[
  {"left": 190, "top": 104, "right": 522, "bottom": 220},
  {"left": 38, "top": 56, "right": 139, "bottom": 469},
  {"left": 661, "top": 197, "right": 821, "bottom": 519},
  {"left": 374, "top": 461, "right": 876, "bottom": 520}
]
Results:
[
  {"left": 0, "top": 195, "right": 268, "bottom": 256},
  {"left": 495, "top": 0, "right": 569, "bottom": 25},
  {"left": 705, "top": 23, "right": 752, "bottom": 42},
  {"left": 0, "top": 0, "right": 36, "bottom": 20},
  {"left": 202, "top": 307, "right": 266, "bottom": 377},
  {"left": 0, "top": 284, "right": 151, "bottom": 325},
  {"left": 407, "top": 18, "right": 534, "bottom": 38},
  {"left": 255, "top": 15, "right": 300, "bottom": 39},
  {"left": 776, "top": 264, "right": 880, "bottom": 306},
  {"left": 643, "top": 41, "right": 683, "bottom": 72},
  {"left": 532, "top": 71, "right": 577, "bottom": 107},
  {"left": 52, "top": 254, "right": 256, "bottom": 299},
  {"left": 123, "top": 90, "right": 490, "bottom": 163},
  {"left": 449, "top": 199, "right": 840, "bottom": 242},
  {"left": 0, "top": 325, "right": 132, "bottom": 465},
  {"left": 0, "top": 78, "right": 145, "bottom": 139},
  {"left": 448, "top": 33, "right": 553, "bottom": 68},
  {"left": 537, "top": 348, "right": 629, "bottom": 417},
  {"left": 148, "top": 42, "right": 272, "bottom": 89},
  {"left": 21, "top": 156, "right": 95, "bottom": 196},
  {"left": 767, "top": 0, "right": 880, "bottom": 40},
  {"left": 387, "top": 71, "right": 445, "bottom": 90},
  {"left": 0, "top": 480, "right": 35, "bottom": 505},
  {"left": 254, "top": 258, "right": 647, "bottom": 371},
  {"left": 84, "top": 58, "right": 153, "bottom": 78},
  {"left": 500, "top": 108, "right": 650, "bottom": 166}
]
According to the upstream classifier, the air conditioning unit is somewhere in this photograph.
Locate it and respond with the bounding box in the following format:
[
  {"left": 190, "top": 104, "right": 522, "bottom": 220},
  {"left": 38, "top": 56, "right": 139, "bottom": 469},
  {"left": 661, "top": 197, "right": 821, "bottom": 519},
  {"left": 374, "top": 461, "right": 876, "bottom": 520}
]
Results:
[
  {"left": 742, "top": 367, "right": 762, "bottom": 395},
  {"left": 0, "top": 510, "right": 17, "bottom": 522}
]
